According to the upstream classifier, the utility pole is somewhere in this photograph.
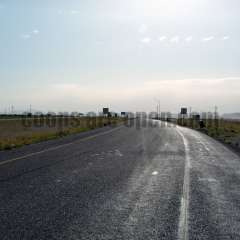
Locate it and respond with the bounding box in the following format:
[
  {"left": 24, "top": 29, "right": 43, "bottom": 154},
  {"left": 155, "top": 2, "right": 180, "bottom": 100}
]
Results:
[
  {"left": 214, "top": 105, "right": 218, "bottom": 134},
  {"left": 154, "top": 98, "right": 161, "bottom": 120},
  {"left": 214, "top": 106, "right": 218, "bottom": 120},
  {"left": 189, "top": 106, "right": 192, "bottom": 128},
  {"left": 159, "top": 101, "right": 161, "bottom": 120}
]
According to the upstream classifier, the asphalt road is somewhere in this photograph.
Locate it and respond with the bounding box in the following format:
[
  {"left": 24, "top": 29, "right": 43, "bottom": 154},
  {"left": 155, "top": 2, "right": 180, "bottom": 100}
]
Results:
[{"left": 1, "top": 120, "right": 240, "bottom": 240}]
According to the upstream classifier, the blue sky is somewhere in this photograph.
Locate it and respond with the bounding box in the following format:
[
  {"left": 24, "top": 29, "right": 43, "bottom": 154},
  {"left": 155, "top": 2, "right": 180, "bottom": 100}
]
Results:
[{"left": 1, "top": 0, "right": 240, "bottom": 113}]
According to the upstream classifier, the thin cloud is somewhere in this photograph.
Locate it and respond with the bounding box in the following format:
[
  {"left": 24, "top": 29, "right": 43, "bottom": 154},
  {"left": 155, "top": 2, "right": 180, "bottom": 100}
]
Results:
[
  {"left": 139, "top": 24, "right": 148, "bottom": 34},
  {"left": 46, "top": 77, "right": 240, "bottom": 112},
  {"left": 20, "top": 34, "right": 31, "bottom": 40},
  {"left": 201, "top": 36, "right": 214, "bottom": 42},
  {"left": 222, "top": 36, "right": 230, "bottom": 41},
  {"left": 96, "top": 41, "right": 104, "bottom": 45},
  {"left": 141, "top": 37, "right": 151, "bottom": 44},
  {"left": 20, "top": 29, "right": 39, "bottom": 40},
  {"left": 170, "top": 36, "right": 180, "bottom": 43},
  {"left": 70, "top": 10, "right": 80, "bottom": 15},
  {"left": 185, "top": 36, "right": 193, "bottom": 43},
  {"left": 159, "top": 36, "right": 167, "bottom": 42},
  {"left": 57, "top": 9, "right": 80, "bottom": 15},
  {"left": 32, "top": 29, "right": 39, "bottom": 35}
]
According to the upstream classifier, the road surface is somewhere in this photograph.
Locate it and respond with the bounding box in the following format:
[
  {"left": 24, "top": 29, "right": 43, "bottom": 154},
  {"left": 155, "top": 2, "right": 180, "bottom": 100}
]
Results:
[{"left": 0, "top": 120, "right": 240, "bottom": 240}]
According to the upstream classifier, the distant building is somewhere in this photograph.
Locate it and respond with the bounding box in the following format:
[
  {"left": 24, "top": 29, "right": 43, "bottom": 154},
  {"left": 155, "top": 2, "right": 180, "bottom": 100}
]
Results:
[{"left": 136, "top": 112, "right": 147, "bottom": 119}]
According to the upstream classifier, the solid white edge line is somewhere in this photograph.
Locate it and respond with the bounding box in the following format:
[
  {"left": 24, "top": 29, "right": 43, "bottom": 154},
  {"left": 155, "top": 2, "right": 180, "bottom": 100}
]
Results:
[
  {"left": 0, "top": 126, "right": 123, "bottom": 167},
  {"left": 177, "top": 127, "right": 191, "bottom": 240}
]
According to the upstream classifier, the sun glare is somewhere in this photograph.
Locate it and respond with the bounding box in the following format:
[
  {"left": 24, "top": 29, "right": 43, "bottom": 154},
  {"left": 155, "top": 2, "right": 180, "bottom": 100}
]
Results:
[{"left": 130, "top": 0, "right": 206, "bottom": 18}]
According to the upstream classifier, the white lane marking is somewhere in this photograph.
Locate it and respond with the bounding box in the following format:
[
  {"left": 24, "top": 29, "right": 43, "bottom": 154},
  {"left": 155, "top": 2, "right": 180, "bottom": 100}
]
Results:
[
  {"left": 177, "top": 127, "right": 191, "bottom": 240},
  {"left": 115, "top": 149, "right": 123, "bottom": 157},
  {"left": 199, "top": 178, "right": 217, "bottom": 183},
  {"left": 0, "top": 126, "right": 123, "bottom": 167},
  {"left": 152, "top": 171, "right": 158, "bottom": 175}
]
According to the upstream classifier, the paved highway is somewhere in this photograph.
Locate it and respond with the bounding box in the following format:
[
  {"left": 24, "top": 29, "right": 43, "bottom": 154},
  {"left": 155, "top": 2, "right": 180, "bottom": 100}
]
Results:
[{"left": 0, "top": 120, "right": 240, "bottom": 240}]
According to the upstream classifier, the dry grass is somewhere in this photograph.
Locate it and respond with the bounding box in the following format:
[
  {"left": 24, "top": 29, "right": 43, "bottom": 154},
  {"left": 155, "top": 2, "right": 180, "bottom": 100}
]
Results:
[
  {"left": 211, "top": 120, "right": 240, "bottom": 147},
  {"left": 177, "top": 118, "right": 240, "bottom": 148},
  {"left": 0, "top": 117, "right": 125, "bottom": 151}
]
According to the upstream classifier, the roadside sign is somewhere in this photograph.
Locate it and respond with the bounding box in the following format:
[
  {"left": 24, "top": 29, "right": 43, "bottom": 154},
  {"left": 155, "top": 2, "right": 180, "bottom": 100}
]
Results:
[
  {"left": 103, "top": 108, "right": 109, "bottom": 115},
  {"left": 181, "top": 108, "right": 187, "bottom": 115}
]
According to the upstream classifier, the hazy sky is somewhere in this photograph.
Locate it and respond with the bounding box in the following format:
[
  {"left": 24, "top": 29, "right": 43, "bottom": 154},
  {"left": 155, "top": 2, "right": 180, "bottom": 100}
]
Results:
[{"left": 1, "top": 0, "right": 240, "bottom": 113}]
